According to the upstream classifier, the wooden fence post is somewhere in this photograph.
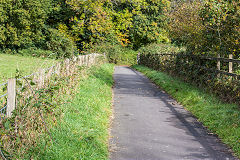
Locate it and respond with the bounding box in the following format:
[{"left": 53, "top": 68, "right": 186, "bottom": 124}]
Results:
[
  {"left": 73, "top": 56, "right": 77, "bottom": 63},
  {"left": 7, "top": 78, "right": 16, "bottom": 118},
  {"left": 77, "top": 56, "right": 81, "bottom": 66},
  {"left": 71, "top": 60, "right": 76, "bottom": 75},
  {"left": 86, "top": 55, "right": 89, "bottom": 66},
  {"left": 217, "top": 54, "right": 221, "bottom": 70},
  {"left": 82, "top": 56, "right": 85, "bottom": 65},
  {"left": 56, "top": 63, "right": 61, "bottom": 75},
  {"left": 38, "top": 69, "right": 45, "bottom": 88},
  {"left": 84, "top": 55, "right": 87, "bottom": 66},
  {"left": 137, "top": 53, "right": 140, "bottom": 64},
  {"left": 89, "top": 54, "right": 92, "bottom": 65},
  {"left": 84, "top": 55, "right": 87, "bottom": 65},
  {"left": 89, "top": 54, "right": 91, "bottom": 66},
  {"left": 90, "top": 54, "right": 93, "bottom": 65},
  {"left": 229, "top": 54, "right": 233, "bottom": 73},
  {"left": 79, "top": 56, "right": 82, "bottom": 65},
  {"left": 80, "top": 56, "right": 83, "bottom": 66},
  {"left": 103, "top": 53, "right": 106, "bottom": 60},
  {"left": 93, "top": 54, "right": 95, "bottom": 64},
  {"left": 65, "top": 59, "right": 70, "bottom": 76},
  {"left": 46, "top": 67, "right": 53, "bottom": 80},
  {"left": 216, "top": 54, "right": 221, "bottom": 77},
  {"left": 93, "top": 54, "right": 96, "bottom": 64}
]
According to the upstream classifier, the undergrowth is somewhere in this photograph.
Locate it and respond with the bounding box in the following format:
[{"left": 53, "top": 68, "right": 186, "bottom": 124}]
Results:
[
  {"left": 87, "top": 43, "right": 138, "bottom": 65},
  {"left": 132, "top": 65, "right": 240, "bottom": 158},
  {"left": 30, "top": 63, "right": 114, "bottom": 159}
]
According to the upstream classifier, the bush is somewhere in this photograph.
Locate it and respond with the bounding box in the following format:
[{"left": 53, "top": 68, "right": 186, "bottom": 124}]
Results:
[
  {"left": 169, "top": 0, "right": 240, "bottom": 57},
  {"left": 0, "top": 0, "right": 55, "bottom": 49},
  {"left": 44, "top": 28, "right": 77, "bottom": 59},
  {"left": 168, "top": 1, "right": 205, "bottom": 53},
  {"left": 18, "top": 48, "right": 53, "bottom": 58},
  {"left": 0, "top": 27, "right": 77, "bottom": 59},
  {"left": 17, "top": 27, "right": 78, "bottom": 59},
  {"left": 139, "top": 44, "right": 240, "bottom": 105},
  {"left": 87, "top": 43, "right": 138, "bottom": 65},
  {"left": 138, "top": 43, "right": 185, "bottom": 55}
]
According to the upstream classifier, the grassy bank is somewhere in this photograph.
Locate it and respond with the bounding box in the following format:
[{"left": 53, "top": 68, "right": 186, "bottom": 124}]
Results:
[
  {"left": 0, "top": 54, "right": 57, "bottom": 83},
  {"left": 33, "top": 63, "right": 114, "bottom": 159},
  {"left": 132, "top": 65, "right": 240, "bottom": 158}
]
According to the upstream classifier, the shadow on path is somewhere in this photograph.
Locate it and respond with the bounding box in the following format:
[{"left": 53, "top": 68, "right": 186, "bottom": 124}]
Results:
[{"left": 110, "top": 66, "right": 237, "bottom": 160}]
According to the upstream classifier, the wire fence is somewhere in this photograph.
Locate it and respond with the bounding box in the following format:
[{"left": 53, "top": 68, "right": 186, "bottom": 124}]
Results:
[
  {"left": 0, "top": 106, "right": 6, "bottom": 121},
  {"left": 0, "top": 82, "right": 7, "bottom": 120},
  {"left": 139, "top": 52, "right": 240, "bottom": 104},
  {"left": 0, "top": 53, "right": 102, "bottom": 121},
  {"left": 140, "top": 53, "right": 240, "bottom": 77}
]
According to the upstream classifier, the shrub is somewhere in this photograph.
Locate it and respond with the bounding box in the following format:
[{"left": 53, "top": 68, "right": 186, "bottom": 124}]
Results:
[
  {"left": 199, "top": 0, "right": 240, "bottom": 57},
  {"left": 169, "top": 0, "right": 240, "bottom": 57},
  {"left": 139, "top": 44, "right": 240, "bottom": 105},
  {"left": 16, "top": 28, "right": 77, "bottom": 59},
  {"left": 18, "top": 48, "right": 53, "bottom": 58},
  {"left": 87, "top": 42, "right": 138, "bottom": 65},
  {"left": 0, "top": 0, "right": 55, "bottom": 49},
  {"left": 44, "top": 28, "right": 77, "bottom": 59},
  {"left": 168, "top": 0, "right": 205, "bottom": 53},
  {"left": 138, "top": 43, "right": 185, "bottom": 55}
]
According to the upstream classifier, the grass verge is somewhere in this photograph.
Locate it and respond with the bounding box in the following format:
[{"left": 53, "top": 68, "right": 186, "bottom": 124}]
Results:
[
  {"left": 132, "top": 65, "right": 240, "bottom": 158},
  {"left": 33, "top": 63, "right": 114, "bottom": 160}
]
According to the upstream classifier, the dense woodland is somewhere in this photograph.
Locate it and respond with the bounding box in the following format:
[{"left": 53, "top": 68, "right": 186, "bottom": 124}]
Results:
[
  {"left": 0, "top": 0, "right": 239, "bottom": 59},
  {"left": 0, "top": 0, "right": 169, "bottom": 58}
]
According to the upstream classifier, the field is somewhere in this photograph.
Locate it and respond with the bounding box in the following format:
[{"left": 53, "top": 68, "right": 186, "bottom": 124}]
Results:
[{"left": 0, "top": 54, "right": 57, "bottom": 84}]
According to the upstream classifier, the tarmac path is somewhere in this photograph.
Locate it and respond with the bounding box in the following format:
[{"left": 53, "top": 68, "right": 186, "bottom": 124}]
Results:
[{"left": 109, "top": 66, "right": 237, "bottom": 160}]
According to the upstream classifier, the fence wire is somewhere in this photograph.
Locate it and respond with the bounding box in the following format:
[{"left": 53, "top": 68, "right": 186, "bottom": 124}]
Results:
[
  {"left": 0, "top": 93, "right": 7, "bottom": 99},
  {"left": 0, "top": 54, "right": 98, "bottom": 121},
  {"left": 0, "top": 82, "right": 7, "bottom": 119},
  {"left": 0, "top": 82, "right": 7, "bottom": 87},
  {"left": 0, "top": 105, "right": 6, "bottom": 120}
]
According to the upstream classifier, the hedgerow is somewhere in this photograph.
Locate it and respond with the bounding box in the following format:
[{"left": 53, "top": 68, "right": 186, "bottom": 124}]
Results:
[{"left": 139, "top": 44, "right": 240, "bottom": 105}]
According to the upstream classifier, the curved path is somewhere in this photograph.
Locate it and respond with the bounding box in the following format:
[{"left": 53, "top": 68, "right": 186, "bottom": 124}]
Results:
[{"left": 110, "top": 66, "right": 237, "bottom": 160}]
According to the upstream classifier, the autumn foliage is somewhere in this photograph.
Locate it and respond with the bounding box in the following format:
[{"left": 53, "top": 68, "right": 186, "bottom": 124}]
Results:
[
  {"left": 169, "top": 0, "right": 240, "bottom": 57},
  {"left": 0, "top": 0, "right": 170, "bottom": 57}
]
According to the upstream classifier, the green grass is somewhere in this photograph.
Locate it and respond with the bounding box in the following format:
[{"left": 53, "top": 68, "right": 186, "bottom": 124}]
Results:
[
  {"left": 0, "top": 54, "right": 57, "bottom": 84},
  {"left": 33, "top": 63, "right": 114, "bottom": 160},
  {"left": 132, "top": 65, "right": 240, "bottom": 158}
]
